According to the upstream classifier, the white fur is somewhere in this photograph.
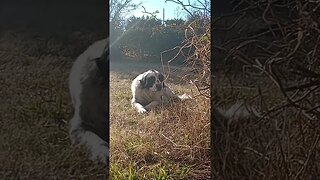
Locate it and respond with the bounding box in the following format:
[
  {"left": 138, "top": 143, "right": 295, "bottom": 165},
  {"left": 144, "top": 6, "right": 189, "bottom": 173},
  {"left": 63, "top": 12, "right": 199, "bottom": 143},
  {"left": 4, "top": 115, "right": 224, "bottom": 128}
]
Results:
[
  {"left": 218, "top": 101, "right": 260, "bottom": 120},
  {"left": 69, "top": 38, "right": 108, "bottom": 164},
  {"left": 131, "top": 70, "right": 191, "bottom": 113},
  {"left": 226, "top": 102, "right": 259, "bottom": 119},
  {"left": 77, "top": 131, "right": 109, "bottom": 162}
]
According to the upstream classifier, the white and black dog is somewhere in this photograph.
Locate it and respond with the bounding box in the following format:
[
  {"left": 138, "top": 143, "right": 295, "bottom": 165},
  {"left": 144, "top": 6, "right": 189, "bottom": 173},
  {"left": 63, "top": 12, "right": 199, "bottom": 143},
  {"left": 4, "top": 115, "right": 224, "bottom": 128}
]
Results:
[
  {"left": 68, "top": 38, "right": 108, "bottom": 164},
  {"left": 131, "top": 69, "right": 191, "bottom": 113}
]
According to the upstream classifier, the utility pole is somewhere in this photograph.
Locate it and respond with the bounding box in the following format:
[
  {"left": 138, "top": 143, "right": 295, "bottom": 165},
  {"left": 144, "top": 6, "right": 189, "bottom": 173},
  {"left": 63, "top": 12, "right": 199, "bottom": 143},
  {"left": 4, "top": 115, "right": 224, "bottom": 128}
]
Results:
[{"left": 163, "top": 8, "right": 165, "bottom": 26}]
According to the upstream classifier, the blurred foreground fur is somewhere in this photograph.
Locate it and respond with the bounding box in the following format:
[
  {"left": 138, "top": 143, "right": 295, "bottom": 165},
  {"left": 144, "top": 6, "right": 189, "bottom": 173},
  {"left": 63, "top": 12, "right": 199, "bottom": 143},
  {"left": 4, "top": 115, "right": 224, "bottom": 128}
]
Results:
[
  {"left": 69, "top": 38, "right": 109, "bottom": 164},
  {"left": 0, "top": 31, "right": 108, "bottom": 179}
]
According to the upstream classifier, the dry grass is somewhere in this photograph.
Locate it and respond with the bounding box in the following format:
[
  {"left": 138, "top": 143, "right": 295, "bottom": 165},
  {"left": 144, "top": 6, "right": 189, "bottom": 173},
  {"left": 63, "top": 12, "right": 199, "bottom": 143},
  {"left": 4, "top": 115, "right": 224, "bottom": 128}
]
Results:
[
  {"left": 0, "top": 30, "right": 108, "bottom": 179},
  {"left": 212, "top": 1, "right": 320, "bottom": 178},
  {"left": 109, "top": 70, "right": 210, "bottom": 179},
  {"left": 212, "top": 73, "right": 320, "bottom": 179}
]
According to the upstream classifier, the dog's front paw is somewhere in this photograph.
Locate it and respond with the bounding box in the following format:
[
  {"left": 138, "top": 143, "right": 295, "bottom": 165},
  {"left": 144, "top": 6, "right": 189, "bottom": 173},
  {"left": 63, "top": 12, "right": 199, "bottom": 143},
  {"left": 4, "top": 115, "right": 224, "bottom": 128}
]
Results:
[
  {"left": 138, "top": 107, "right": 147, "bottom": 114},
  {"left": 90, "top": 143, "right": 109, "bottom": 165}
]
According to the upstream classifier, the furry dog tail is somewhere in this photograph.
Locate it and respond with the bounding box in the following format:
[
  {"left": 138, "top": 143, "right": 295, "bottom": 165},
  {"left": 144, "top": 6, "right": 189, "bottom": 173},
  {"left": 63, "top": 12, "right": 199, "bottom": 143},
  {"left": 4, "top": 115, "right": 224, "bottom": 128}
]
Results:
[
  {"left": 213, "top": 102, "right": 260, "bottom": 133},
  {"left": 218, "top": 101, "right": 260, "bottom": 120}
]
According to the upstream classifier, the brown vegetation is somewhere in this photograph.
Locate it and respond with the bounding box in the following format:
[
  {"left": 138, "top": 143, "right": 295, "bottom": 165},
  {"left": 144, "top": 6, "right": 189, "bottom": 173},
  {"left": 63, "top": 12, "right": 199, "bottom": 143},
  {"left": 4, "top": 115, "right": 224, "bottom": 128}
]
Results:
[
  {"left": 213, "top": 0, "right": 320, "bottom": 179},
  {"left": 109, "top": 67, "right": 210, "bottom": 179}
]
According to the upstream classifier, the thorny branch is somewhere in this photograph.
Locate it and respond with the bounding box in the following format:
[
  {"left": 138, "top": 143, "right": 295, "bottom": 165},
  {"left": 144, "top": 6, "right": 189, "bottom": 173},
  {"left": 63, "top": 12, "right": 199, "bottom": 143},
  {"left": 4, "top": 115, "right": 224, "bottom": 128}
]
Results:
[
  {"left": 160, "top": 0, "right": 210, "bottom": 99},
  {"left": 165, "top": 0, "right": 211, "bottom": 17},
  {"left": 214, "top": 0, "right": 320, "bottom": 118}
]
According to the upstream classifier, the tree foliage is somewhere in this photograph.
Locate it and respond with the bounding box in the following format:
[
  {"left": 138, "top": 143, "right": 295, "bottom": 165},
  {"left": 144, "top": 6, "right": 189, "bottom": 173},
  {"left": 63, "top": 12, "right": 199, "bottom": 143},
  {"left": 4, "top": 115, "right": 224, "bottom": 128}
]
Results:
[
  {"left": 110, "top": 0, "right": 210, "bottom": 66},
  {"left": 114, "top": 15, "right": 187, "bottom": 61},
  {"left": 109, "top": 0, "right": 140, "bottom": 56}
]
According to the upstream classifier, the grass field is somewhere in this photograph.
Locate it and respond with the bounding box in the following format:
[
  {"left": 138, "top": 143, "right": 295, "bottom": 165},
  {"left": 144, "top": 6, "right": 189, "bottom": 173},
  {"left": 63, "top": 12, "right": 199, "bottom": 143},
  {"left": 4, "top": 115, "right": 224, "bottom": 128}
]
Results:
[{"left": 109, "top": 62, "right": 210, "bottom": 179}]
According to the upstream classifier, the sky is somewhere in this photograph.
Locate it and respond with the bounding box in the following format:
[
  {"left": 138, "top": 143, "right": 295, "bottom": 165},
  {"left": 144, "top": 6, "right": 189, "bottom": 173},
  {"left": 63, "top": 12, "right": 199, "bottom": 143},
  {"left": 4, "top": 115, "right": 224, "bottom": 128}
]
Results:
[{"left": 125, "top": 0, "right": 202, "bottom": 20}]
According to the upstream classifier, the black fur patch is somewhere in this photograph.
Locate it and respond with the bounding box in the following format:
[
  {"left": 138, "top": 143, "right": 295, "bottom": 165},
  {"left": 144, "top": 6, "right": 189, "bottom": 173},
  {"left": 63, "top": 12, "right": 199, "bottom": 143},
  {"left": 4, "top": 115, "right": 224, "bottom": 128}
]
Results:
[
  {"left": 80, "top": 46, "right": 108, "bottom": 143},
  {"left": 79, "top": 66, "right": 108, "bottom": 143},
  {"left": 158, "top": 73, "right": 165, "bottom": 82},
  {"left": 140, "top": 75, "right": 156, "bottom": 89},
  {"left": 95, "top": 47, "right": 108, "bottom": 84}
]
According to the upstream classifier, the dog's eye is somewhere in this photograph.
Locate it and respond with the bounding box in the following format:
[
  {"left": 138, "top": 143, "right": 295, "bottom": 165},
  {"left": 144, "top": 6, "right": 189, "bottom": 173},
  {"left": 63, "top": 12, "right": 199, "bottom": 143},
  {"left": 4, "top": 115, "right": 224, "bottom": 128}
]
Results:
[
  {"left": 158, "top": 74, "right": 164, "bottom": 82},
  {"left": 147, "top": 76, "right": 155, "bottom": 84}
]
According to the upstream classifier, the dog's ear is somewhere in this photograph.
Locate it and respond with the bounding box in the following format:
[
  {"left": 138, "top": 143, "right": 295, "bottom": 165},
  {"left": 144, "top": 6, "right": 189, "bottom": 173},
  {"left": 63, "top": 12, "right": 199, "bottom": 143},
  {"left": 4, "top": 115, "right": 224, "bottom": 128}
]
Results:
[
  {"left": 158, "top": 73, "right": 165, "bottom": 82},
  {"left": 140, "top": 76, "right": 147, "bottom": 89},
  {"left": 158, "top": 73, "right": 167, "bottom": 87}
]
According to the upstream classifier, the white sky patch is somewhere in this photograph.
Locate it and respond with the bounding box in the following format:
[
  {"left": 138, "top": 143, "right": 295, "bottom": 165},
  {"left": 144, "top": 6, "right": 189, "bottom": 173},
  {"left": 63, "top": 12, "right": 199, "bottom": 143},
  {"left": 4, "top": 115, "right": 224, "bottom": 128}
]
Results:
[{"left": 125, "top": 0, "right": 190, "bottom": 20}]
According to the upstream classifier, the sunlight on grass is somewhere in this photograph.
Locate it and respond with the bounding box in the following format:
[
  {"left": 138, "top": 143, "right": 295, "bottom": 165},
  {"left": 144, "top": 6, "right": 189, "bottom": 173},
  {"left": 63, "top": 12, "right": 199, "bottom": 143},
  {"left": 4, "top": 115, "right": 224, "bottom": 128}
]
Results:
[
  {"left": 110, "top": 72, "right": 210, "bottom": 179},
  {"left": 110, "top": 162, "right": 191, "bottom": 180}
]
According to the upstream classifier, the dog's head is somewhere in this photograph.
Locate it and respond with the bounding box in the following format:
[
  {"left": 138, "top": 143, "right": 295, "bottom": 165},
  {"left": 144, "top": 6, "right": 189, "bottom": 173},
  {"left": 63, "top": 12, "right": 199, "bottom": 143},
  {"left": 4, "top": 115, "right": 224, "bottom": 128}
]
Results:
[{"left": 140, "top": 70, "right": 165, "bottom": 92}]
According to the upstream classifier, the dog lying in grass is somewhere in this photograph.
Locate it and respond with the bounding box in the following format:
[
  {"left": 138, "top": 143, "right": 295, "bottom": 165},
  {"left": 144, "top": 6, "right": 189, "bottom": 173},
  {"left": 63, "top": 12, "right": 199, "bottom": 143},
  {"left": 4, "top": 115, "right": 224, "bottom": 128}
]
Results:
[
  {"left": 68, "top": 38, "right": 108, "bottom": 164},
  {"left": 131, "top": 69, "right": 191, "bottom": 113}
]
